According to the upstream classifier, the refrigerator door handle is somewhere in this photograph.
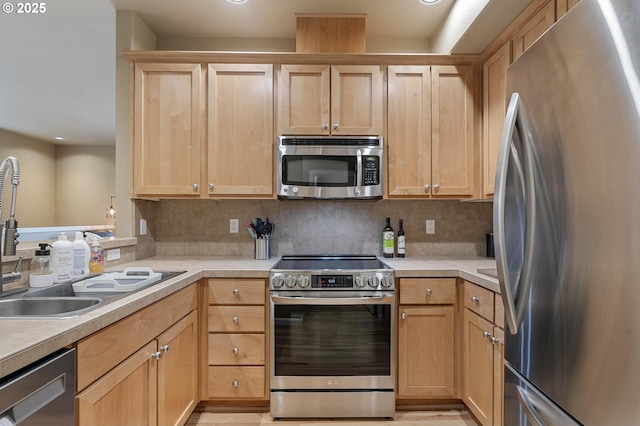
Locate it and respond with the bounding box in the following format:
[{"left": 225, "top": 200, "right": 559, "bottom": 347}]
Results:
[
  {"left": 494, "top": 92, "right": 537, "bottom": 334},
  {"left": 516, "top": 386, "right": 546, "bottom": 426}
]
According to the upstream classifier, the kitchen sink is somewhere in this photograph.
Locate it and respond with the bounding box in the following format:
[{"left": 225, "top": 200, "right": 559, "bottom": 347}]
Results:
[
  {"left": 0, "top": 270, "right": 186, "bottom": 319},
  {"left": 0, "top": 297, "right": 102, "bottom": 318}
]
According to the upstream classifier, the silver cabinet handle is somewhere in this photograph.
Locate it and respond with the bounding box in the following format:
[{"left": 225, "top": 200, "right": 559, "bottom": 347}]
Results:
[
  {"left": 232, "top": 379, "right": 239, "bottom": 388},
  {"left": 401, "top": 312, "right": 407, "bottom": 320},
  {"left": 425, "top": 184, "right": 431, "bottom": 192},
  {"left": 491, "top": 337, "right": 500, "bottom": 345},
  {"left": 160, "top": 344, "right": 169, "bottom": 353},
  {"left": 483, "top": 331, "right": 492, "bottom": 338},
  {"left": 208, "top": 183, "right": 214, "bottom": 191},
  {"left": 333, "top": 123, "right": 339, "bottom": 130},
  {"left": 471, "top": 296, "right": 480, "bottom": 303},
  {"left": 192, "top": 183, "right": 198, "bottom": 191},
  {"left": 425, "top": 288, "right": 432, "bottom": 296},
  {"left": 232, "top": 316, "right": 239, "bottom": 324},
  {"left": 434, "top": 184, "right": 440, "bottom": 192},
  {"left": 233, "top": 288, "right": 240, "bottom": 295},
  {"left": 151, "top": 351, "right": 162, "bottom": 360},
  {"left": 233, "top": 347, "right": 239, "bottom": 354},
  {"left": 322, "top": 123, "right": 329, "bottom": 130}
]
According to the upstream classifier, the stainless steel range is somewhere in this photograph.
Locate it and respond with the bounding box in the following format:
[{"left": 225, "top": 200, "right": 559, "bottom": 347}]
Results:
[{"left": 269, "top": 255, "right": 395, "bottom": 419}]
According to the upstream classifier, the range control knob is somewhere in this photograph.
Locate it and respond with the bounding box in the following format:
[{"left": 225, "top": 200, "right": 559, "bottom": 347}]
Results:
[
  {"left": 292, "top": 186, "right": 299, "bottom": 194},
  {"left": 355, "top": 275, "right": 366, "bottom": 288},
  {"left": 298, "top": 275, "right": 310, "bottom": 288},
  {"left": 380, "top": 275, "right": 393, "bottom": 288},
  {"left": 285, "top": 275, "right": 297, "bottom": 288},
  {"left": 271, "top": 275, "right": 284, "bottom": 289},
  {"left": 368, "top": 275, "right": 380, "bottom": 288}
]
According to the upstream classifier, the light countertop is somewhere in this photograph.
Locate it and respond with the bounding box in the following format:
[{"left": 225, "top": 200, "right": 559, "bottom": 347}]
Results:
[{"left": 0, "top": 255, "right": 497, "bottom": 378}]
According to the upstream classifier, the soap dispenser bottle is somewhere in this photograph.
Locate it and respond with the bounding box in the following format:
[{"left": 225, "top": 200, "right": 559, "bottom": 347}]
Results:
[
  {"left": 72, "top": 231, "right": 91, "bottom": 278},
  {"left": 51, "top": 232, "right": 74, "bottom": 283},
  {"left": 89, "top": 238, "right": 104, "bottom": 274},
  {"left": 29, "top": 243, "right": 54, "bottom": 287}
]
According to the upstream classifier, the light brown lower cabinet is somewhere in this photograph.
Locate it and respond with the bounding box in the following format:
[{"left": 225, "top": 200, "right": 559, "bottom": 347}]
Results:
[{"left": 76, "top": 285, "right": 198, "bottom": 426}]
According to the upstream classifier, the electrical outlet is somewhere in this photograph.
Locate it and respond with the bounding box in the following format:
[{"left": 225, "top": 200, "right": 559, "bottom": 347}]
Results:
[
  {"left": 107, "top": 248, "right": 121, "bottom": 262},
  {"left": 426, "top": 220, "right": 435, "bottom": 235},
  {"left": 230, "top": 218, "right": 239, "bottom": 233},
  {"left": 140, "top": 219, "right": 147, "bottom": 235}
]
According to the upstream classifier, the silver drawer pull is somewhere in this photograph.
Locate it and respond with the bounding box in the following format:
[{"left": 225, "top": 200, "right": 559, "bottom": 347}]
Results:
[
  {"left": 233, "top": 347, "right": 239, "bottom": 354},
  {"left": 425, "top": 288, "right": 432, "bottom": 296},
  {"left": 471, "top": 296, "right": 480, "bottom": 303},
  {"left": 233, "top": 288, "right": 240, "bottom": 295},
  {"left": 160, "top": 344, "right": 169, "bottom": 353},
  {"left": 232, "top": 316, "right": 239, "bottom": 324},
  {"left": 232, "top": 379, "right": 239, "bottom": 388},
  {"left": 151, "top": 351, "right": 162, "bottom": 360},
  {"left": 491, "top": 337, "right": 500, "bottom": 345},
  {"left": 483, "top": 331, "right": 492, "bottom": 338},
  {"left": 401, "top": 312, "right": 407, "bottom": 320}
]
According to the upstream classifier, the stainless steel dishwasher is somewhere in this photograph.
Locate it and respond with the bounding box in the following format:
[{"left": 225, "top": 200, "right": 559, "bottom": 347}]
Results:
[{"left": 0, "top": 348, "right": 75, "bottom": 425}]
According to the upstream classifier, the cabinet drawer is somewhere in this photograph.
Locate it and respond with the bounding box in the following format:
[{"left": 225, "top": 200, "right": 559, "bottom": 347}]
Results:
[
  {"left": 399, "top": 278, "right": 456, "bottom": 304},
  {"left": 209, "top": 334, "right": 265, "bottom": 365},
  {"left": 208, "top": 279, "right": 265, "bottom": 305},
  {"left": 463, "top": 281, "right": 495, "bottom": 321},
  {"left": 208, "top": 306, "right": 265, "bottom": 332},
  {"left": 208, "top": 366, "right": 265, "bottom": 398},
  {"left": 494, "top": 292, "right": 505, "bottom": 329}
]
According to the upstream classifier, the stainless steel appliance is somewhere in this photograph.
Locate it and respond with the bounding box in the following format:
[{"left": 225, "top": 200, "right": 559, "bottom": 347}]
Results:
[
  {"left": 277, "top": 136, "right": 384, "bottom": 199},
  {"left": 495, "top": 0, "right": 640, "bottom": 424},
  {"left": 269, "top": 255, "right": 395, "bottom": 418},
  {"left": 0, "top": 348, "right": 75, "bottom": 425}
]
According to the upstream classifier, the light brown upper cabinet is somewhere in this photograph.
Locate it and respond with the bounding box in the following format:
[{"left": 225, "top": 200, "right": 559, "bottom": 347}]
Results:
[
  {"left": 557, "top": 0, "right": 581, "bottom": 20},
  {"left": 279, "top": 64, "right": 383, "bottom": 135},
  {"left": 512, "top": 0, "right": 556, "bottom": 61},
  {"left": 388, "top": 65, "right": 475, "bottom": 198},
  {"left": 482, "top": 42, "right": 512, "bottom": 197},
  {"left": 132, "top": 63, "right": 203, "bottom": 197},
  {"left": 207, "top": 64, "right": 274, "bottom": 197}
]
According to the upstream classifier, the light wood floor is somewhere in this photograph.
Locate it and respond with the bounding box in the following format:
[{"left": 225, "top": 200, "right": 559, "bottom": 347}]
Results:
[{"left": 187, "top": 410, "right": 479, "bottom": 425}]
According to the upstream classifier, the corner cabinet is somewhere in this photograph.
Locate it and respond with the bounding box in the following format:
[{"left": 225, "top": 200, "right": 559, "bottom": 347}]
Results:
[
  {"left": 279, "top": 64, "right": 383, "bottom": 135},
  {"left": 387, "top": 65, "right": 476, "bottom": 198},
  {"left": 511, "top": 0, "right": 555, "bottom": 62},
  {"left": 132, "top": 63, "right": 204, "bottom": 197},
  {"left": 397, "top": 278, "right": 456, "bottom": 398},
  {"left": 75, "top": 285, "right": 198, "bottom": 426},
  {"left": 131, "top": 62, "right": 275, "bottom": 199}
]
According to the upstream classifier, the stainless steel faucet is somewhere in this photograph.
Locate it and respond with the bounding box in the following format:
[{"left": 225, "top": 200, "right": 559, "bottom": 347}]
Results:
[{"left": 0, "top": 156, "right": 24, "bottom": 296}]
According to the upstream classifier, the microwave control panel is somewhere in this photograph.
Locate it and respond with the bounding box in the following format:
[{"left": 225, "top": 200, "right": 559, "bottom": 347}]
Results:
[{"left": 363, "top": 156, "right": 380, "bottom": 186}]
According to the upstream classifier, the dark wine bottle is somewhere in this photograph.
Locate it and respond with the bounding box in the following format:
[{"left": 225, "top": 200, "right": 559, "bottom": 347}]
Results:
[
  {"left": 397, "top": 220, "right": 406, "bottom": 258},
  {"left": 383, "top": 217, "right": 394, "bottom": 258}
]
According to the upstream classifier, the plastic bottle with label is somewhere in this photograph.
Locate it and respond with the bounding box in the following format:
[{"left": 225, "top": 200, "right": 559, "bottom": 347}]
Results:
[
  {"left": 88, "top": 238, "right": 104, "bottom": 274},
  {"left": 51, "top": 232, "right": 74, "bottom": 283},
  {"left": 72, "top": 231, "right": 91, "bottom": 278}
]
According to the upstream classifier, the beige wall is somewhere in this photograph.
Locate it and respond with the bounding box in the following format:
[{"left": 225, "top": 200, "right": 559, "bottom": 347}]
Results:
[
  {"left": 55, "top": 145, "right": 115, "bottom": 226},
  {"left": 0, "top": 129, "right": 56, "bottom": 227}
]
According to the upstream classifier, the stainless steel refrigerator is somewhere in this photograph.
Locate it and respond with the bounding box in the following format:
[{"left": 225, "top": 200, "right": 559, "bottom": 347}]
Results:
[{"left": 494, "top": 0, "right": 640, "bottom": 424}]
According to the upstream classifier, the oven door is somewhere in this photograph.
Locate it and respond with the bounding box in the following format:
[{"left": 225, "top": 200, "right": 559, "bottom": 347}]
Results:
[{"left": 270, "top": 291, "right": 395, "bottom": 390}]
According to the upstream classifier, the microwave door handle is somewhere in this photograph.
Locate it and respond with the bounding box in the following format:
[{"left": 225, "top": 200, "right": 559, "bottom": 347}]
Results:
[
  {"left": 355, "top": 149, "right": 363, "bottom": 196},
  {"left": 270, "top": 294, "right": 395, "bottom": 305}
]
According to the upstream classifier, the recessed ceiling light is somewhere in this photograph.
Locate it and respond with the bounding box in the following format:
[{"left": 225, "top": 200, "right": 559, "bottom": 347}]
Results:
[
  {"left": 226, "top": 0, "right": 248, "bottom": 4},
  {"left": 418, "top": 0, "right": 442, "bottom": 4},
  {"left": 53, "top": 136, "right": 65, "bottom": 140}
]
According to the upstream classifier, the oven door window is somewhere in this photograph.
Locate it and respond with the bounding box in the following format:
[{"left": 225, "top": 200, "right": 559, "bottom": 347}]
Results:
[
  {"left": 282, "top": 155, "right": 356, "bottom": 187},
  {"left": 273, "top": 303, "right": 391, "bottom": 376}
]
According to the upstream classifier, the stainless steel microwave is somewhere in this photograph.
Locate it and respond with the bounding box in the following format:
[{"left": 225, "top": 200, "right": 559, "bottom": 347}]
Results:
[{"left": 277, "top": 136, "right": 384, "bottom": 199}]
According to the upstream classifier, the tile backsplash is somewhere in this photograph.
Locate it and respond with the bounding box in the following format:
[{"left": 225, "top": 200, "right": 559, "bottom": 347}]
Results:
[{"left": 137, "top": 199, "right": 493, "bottom": 258}]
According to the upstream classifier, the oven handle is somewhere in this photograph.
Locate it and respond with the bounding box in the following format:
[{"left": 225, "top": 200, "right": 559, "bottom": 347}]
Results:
[{"left": 270, "top": 293, "right": 395, "bottom": 305}]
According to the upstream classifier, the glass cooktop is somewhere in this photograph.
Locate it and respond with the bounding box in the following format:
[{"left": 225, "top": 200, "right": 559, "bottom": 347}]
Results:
[{"left": 273, "top": 255, "right": 389, "bottom": 271}]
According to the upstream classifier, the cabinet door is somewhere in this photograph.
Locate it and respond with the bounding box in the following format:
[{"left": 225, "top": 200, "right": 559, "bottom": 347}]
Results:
[
  {"left": 512, "top": 1, "right": 555, "bottom": 61},
  {"left": 279, "top": 65, "right": 330, "bottom": 135},
  {"left": 207, "top": 64, "right": 274, "bottom": 197},
  {"left": 331, "top": 65, "right": 383, "bottom": 135},
  {"left": 157, "top": 311, "right": 198, "bottom": 426},
  {"left": 387, "top": 66, "right": 432, "bottom": 197},
  {"left": 431, "top": 65, "right": 475, "bottom": 197},
  {"left": 77, "top": 341, "right": 158, "bottom": 426},
  {"left": 133, "top": 63, "right": 203, "bottom": 197},
  {"left": 398, "top": 306, "right": 455, "bottom": 398},
  {"left": 483, "top": 43, "right": 511, "bottom": 197},
  {"left": 463, "top": 309, "right": 494, "bottom": 426},
  {"left": 492, "top": 327, "right": 505, "bottom": 426}
]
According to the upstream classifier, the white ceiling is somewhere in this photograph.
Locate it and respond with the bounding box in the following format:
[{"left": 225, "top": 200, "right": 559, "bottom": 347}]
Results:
[{"left": 0, "top": 0, "right": 531, "bottom": 146}]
